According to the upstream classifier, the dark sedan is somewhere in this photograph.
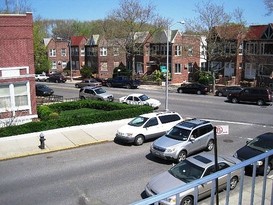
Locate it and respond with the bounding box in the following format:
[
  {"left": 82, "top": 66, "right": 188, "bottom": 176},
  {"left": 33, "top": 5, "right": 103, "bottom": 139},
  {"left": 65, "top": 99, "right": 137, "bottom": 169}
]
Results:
[
  {"left": 36, "top": 84, "right": 54, "bottom": 96},
  {"left": 234, "top": 132, "right": 273, "bottom": 175},
  {"left": 177, "top": 82, "right": 209, "bottom": 95},
  {"left": 215, "top": 86, "right": 243, "bottom": 97}
]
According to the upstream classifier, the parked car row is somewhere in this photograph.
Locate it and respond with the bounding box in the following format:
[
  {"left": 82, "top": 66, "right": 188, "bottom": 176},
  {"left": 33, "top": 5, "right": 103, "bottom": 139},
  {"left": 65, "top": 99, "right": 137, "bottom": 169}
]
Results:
[
  {"left": 35, "top": 73, "right": 67, "bottom": 83},
  {"left": 113, "top": 110, "right": 273, "bottom": 204}
]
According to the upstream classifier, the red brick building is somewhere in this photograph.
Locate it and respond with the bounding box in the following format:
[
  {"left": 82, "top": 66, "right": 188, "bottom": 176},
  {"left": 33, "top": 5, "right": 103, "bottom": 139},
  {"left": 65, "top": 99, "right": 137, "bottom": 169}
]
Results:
[{"left": 0, "top": 13, "right": 37, "bottom": 126}]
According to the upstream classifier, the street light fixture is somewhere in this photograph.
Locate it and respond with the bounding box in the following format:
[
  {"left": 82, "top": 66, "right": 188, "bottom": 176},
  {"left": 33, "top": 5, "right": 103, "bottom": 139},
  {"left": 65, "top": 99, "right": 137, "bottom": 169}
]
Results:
[{"left": 165, "top": 21, "right": 185, "bottom": 111}]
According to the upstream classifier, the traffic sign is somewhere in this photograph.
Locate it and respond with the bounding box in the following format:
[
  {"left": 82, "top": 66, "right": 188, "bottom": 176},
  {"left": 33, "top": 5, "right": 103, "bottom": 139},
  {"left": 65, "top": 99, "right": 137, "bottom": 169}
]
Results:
[
  {"left": 160, "top": 65, "right": 167, "bottom": 73},
  {"left": 216, "top": 125, "right": 229, "bottom": 135}
]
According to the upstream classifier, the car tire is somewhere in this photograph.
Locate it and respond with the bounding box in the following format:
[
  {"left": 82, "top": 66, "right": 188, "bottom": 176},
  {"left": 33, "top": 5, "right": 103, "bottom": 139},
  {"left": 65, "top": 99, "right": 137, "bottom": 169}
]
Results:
[
  {"left": 229, "top": 176, "right": 239, "bottom": 190},
  {"left": 218, "top": 92, "right": 223, "bottom": 97},
  {"left": 177, "top": 150, "right": 187, "bottom": 162},
  {"left": 257, "top": 99, "right": 264, "bottom": 106},
  {"left": 231, "top": 98, "right": 238, "bottom": 103},
  {"left": 80, "top": 96, "right": 85, "bottom": 100},
  {"left": 197, "top": 90, "right": 201, "bottom": 95},
  {"left": 206, "top": 139, "right": 214, "bottom": 151},
  {"left": 134, "top": 135, "right": 144, "bottom": 146},
  {"left": 106, "top": 82, "right": 112, "bottom": 87},
  {"left": 55, "top": 80, "right": 59, "bottom": 83},
  {"left": 126, "top": 84, "right": 131, "bottom": 89},
  {"left": 178, "top": 89, "right": 183, "bottom": 93},
  {"left": 180, "top": 196, "right": 193, "bottom": 205},
  {"left": 75, "top": 84, "right": 79, "bottom": 88}
]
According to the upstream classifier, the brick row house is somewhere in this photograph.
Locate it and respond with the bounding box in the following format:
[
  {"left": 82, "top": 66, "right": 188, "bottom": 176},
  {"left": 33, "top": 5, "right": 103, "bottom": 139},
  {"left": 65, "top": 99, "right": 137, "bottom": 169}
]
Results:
[
  {"left": 0, "top": 13, "right": 37, "bottom": 126},
  {"left": 44, "top": 23, "right": 272, "bottom": 88}
]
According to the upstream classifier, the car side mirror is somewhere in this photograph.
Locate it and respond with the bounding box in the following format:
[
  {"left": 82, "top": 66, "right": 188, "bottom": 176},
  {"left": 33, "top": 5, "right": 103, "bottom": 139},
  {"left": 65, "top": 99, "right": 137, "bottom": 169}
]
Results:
[
  {"left": 246, "top": 138, "right": 253, "bottom": 144},
  {"left": 190, "top": 135, "right": 195, "bottom": 141}
]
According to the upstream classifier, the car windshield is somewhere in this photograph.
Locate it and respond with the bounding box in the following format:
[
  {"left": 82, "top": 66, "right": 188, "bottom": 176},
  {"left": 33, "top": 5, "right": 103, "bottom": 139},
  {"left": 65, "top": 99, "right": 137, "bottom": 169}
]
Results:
[
  {"left": 247, "top": 137, "right": 273, "bottom": 152},
  {"left": 169, "top": 160, "right": 205, "bottom": 183},
  {"left": 128, "top": 116, "right": 149, "bottom": 127},
  {"left": 94, "top": 87, "right": 106, "bottom": 94},
  {"left": 139, "top": 94, "right": 150, "bottom": 101},
  {"left": 165, "top": 126, "right": 191, "bottom": 141}
]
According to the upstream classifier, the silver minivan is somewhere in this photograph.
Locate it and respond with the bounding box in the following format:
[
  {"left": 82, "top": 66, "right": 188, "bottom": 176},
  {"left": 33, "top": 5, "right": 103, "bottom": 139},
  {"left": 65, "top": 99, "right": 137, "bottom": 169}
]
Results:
[{"left": 150, "top": 118, "right": 214, "bottom": 162}]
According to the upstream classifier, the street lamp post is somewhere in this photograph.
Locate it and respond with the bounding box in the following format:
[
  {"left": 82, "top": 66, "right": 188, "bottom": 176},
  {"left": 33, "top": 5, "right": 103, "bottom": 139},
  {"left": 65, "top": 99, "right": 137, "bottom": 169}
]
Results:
[
  {"left": 68, "top": 40, "right": 73, "bottom": 82},
  {"left": 165, "top": 21, "right": 185, "bottom": 111}
]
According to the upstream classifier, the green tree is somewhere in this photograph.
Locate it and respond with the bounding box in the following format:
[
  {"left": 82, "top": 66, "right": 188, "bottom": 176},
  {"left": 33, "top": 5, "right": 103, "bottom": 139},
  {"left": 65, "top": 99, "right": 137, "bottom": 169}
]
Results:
[
  {"left": 80, "top": 65, "right": 97, "bottom": 78},
  {"left": 33, "top": 20, "right": 51, "bottom": 74}
]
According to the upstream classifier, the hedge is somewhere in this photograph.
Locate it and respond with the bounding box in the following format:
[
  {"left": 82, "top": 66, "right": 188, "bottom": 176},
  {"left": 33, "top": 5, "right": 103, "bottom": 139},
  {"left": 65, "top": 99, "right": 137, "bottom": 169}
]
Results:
[{"left": 0, "top": 100, "right": 153, "bottom": 138}]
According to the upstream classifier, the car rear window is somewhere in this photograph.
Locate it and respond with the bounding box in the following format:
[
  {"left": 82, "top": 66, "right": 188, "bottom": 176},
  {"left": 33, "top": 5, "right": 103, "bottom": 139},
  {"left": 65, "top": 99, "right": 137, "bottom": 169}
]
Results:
[{"left": 158, "top": 114, "right": 181, "bottom": 124}]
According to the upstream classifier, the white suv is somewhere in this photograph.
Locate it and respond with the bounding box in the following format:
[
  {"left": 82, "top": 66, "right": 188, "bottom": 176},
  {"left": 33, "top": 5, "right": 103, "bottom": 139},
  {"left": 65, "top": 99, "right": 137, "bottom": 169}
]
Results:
[{"left": 115, "top": 112, "right": 183, "bottom": 146}]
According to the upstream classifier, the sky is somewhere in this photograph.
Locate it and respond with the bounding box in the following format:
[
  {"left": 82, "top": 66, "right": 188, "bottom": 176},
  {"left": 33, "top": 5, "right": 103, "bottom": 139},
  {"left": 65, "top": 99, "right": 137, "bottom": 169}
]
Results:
[{"left": 1, "top": 0, "right": 272, "bottom": 27}]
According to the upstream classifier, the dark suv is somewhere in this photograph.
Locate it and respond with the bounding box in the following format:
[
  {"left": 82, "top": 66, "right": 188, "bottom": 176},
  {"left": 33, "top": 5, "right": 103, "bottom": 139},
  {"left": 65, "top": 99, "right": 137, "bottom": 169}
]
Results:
[
  {"left": 47, "top": 73, "right": 67, "bottom": 83},
  {"left": 177, "top": 82, "right": 209, "bottom": 95},
  {"left": 227, "top": 87, "right": 272, "bottom": 106}
]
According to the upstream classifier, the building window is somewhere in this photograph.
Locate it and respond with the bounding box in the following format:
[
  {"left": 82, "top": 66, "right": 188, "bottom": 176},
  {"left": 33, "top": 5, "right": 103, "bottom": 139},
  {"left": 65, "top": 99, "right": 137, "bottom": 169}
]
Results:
[
  {"left": 113, "top": 47, "right": 119, "bottom": 56},
  {"left": 188, "top": 47, "right": 193, "bottom": 56},
  {"left": 260, "top": 42, "right": 273, "bottom": 55},
  {"left": 175, "top": 63, "right": 182, "bottom": 73},
  {"left": 201, "top": 62, "right": 206, "bottom": 71},
  {"left": 14, "top": 84, "right": 28, "bottom": 107},
  {"left": 0, "top": 83, "right": 29, "bottom": 112},
  {"left": 62, "top": 61, "right": 67, "bottom": 69},
  {"left": 224, "top": 62, "right": 235, "bottom": 77},
  {"left": 49, "top": 49, "right": 56, "bottom": 57},
  {"left": 245, "top": 42, "right": 258, "bottom": 55},
  {"left": 100, "top": 47, "right": 107, "bottom": 56},
  {"left": 52, "top": 61, "right": 57, "bottom": 69},
  {"left": 245, "top": 63, "right": 256, "bottom": 79},
  {"left": 136, "top": 62, "right": 143, "bottom": 74},
  {"left": 61, "top": 48, "right": 66, "bottom": 57},
  {"left": 175, "top": 45, "right": 182, "bottom": 56},
  {"left": 80, "top": 47, "right": 85, "bottom": 56},
  {"left": 188, "top": 62, "right": 194, "bottom": 73},
  {"left": 100, "top": 62, "right": 108, "bottom": 71}
]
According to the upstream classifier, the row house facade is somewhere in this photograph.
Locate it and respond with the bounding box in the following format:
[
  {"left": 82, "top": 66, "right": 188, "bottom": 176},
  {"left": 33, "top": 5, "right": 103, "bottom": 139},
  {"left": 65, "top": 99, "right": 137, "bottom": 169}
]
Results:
[
  {"left": 0, "top": 13, "right": 37, "bottom": 125},
  {"left": 208, "top": 23, "right": 273, "bottom": 88},
  {"left": 44, "top": 23, "right": 272, "bottom": 87}
]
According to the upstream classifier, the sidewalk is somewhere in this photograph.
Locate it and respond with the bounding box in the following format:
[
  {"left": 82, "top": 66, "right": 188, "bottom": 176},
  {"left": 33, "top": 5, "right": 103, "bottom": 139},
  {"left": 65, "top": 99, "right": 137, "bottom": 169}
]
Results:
[{"left": 0, "top": 118, "right": 131, "bottom": 161}]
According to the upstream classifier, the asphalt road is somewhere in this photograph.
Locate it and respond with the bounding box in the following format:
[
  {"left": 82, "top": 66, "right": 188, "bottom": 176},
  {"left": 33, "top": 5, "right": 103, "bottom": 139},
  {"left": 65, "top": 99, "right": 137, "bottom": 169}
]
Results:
[{"left": 0, "top": 82, "right": 271, "bottom": 205}]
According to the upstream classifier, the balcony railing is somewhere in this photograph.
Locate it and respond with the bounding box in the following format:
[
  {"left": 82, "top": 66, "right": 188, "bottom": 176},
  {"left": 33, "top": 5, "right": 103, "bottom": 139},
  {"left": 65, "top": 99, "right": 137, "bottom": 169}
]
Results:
[{"left": 131, "top": 150, "right": 273, "bottom": 205}]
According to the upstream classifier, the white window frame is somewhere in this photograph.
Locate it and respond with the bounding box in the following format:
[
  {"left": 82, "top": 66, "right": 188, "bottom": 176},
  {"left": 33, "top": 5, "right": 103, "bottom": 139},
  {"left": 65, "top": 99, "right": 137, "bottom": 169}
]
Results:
[
  {"left": 100, "top": 47, "right": 107, "bottom": 56},
  {"left": 224, "top": 62, "right": 235, "bottom": 77},
  {"left": 61, "top": 48, "right": 66, "bottom": 57},
  {"left": 49, "top": 49, "right": 56, "bottom": 57},
  {"left": 174, "top": 63, "right": 182, "bottom": 73},
  {"left": 175, "top": 45, "right": 182, "bottom": 56},
  {"left": 245, "top": 63, "right": 256, "bottom": 79},
  {"left": 80, "top": 47, "right": 85, "bottom": 56}
]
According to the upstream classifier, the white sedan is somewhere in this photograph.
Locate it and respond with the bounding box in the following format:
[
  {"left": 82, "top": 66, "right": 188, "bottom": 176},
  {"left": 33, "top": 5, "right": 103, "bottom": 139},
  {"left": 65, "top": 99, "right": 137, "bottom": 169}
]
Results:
[{"left": 119, "top": 93, "right": 161, "bottom": 109}]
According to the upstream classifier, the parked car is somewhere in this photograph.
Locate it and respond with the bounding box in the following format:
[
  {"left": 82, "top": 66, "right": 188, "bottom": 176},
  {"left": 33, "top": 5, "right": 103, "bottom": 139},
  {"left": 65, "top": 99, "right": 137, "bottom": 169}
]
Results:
[
  {"left": 115, "top": 111, "right": 183, "bottom": 146},
  {"left": 79, "top": 86, "right": 114, "bottom": 101},
  {"left": 47, "top": 73, "right": 67, "bottom": 83},
  {"left": 75, "top": 78, "right": 101, "bottom": 88},
  {"left": 119, "top": 93, "right": 161, "bottom": 109},
  {"left": 145, "top": 153, "right": 241, "bottom": 205},
  {"left": 227, "top": 87, "right": 272, "bottom": 106},
  {"left": 215, "top": 86, "right": 243, "bottom": 97},
  {"left": 177, "top": 82, "right": 209, "bottom": 95},
  {"left": 234, "top": 132, "right": 273, "bottom": 175},
  {"left": 35, "top": 74, "right": 48, "bottom": 82},
  {"left": 106, "top": 76, "right": 140, "bottom": 89},
  {"left": 35, "top": 84, "right": 54, "bottom": 96},
  {"left": 150, "top": 118, "right": 214, "bottom": 162}
]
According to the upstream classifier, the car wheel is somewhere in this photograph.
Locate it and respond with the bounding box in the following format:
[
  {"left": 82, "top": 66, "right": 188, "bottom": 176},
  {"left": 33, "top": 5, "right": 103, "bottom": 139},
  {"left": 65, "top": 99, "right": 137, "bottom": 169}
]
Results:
[
  {"left": 180, "top": 196, "right": 193, "bottom": 205},
  {"left": 178, "top": 89, "right": 183, "bottom": 93},
  {"left": 177, "top": 150, "right": 187, "bottom": 162},
  {"left": 229, "top": 176, "right": 239, "bottom": 190},
  {"left": 197, "top": 90, "right": 201, "bottom": 95},
  {"left": 106, "top": 82, "right": 112, "bottom": 87},
  {"left": 257, "top": 99, "right": 264, "bottom": 106},
  {"left": 80, "top": 96, "right": 85, "bottom": 100},
  {"left": 55, "top": 80, "right": 59, "bottom": 83},
  {"left": 75, "top": 84, "right": 79, "bottom": 88},
  {"left": 218, "top": 92, "right": 223, "bottom": 97},
  {"left": 206, "top": 139, "right": 214, "bottom": 151},
  {"left": 134, "top": 135, "right": 144, "bottom": 146},
  {"left": 231, "top": 98, "right": 238, "bottom": 103},
  {"left": 126, "top": 84, "right": 131, "bottom": 89}
]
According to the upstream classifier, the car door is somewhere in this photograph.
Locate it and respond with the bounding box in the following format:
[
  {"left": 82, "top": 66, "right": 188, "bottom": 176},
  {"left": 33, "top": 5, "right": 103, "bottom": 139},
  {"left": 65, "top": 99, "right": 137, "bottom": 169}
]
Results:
[
  {"left": 143, "top": 117, "right": 161, "bottom": 139},
  {"left": 198, "top": 163, "right": 230, "bottom": 200},
  {"left": 187, "top": 129, "right": 202, "bottom": 154}
]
